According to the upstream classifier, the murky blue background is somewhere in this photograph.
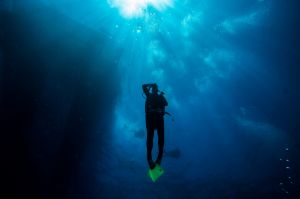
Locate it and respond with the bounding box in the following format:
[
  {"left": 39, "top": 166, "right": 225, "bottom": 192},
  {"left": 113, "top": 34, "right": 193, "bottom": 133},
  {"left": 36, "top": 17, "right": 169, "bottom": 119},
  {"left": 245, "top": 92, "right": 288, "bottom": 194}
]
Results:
[{"left": 1, "top": 0, "right": 299, "bottom": 198}]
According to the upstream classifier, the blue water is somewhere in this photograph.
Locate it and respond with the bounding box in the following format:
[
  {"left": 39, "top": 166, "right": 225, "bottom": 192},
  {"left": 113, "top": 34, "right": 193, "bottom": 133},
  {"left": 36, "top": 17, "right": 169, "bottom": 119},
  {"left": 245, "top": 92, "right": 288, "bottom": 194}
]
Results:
[{"left": 1, "top": 0, "right": 299, "bottom": 198}]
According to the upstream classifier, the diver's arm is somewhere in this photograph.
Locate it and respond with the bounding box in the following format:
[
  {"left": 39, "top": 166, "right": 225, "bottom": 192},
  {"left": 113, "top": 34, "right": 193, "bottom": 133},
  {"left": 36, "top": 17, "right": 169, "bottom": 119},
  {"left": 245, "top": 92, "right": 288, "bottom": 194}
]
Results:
[
  {"left": 142, "top": 84, "right": 153, "bottom": 96},
  {"left": 163, "top": 96, "right": 168, "bottom": 106}
]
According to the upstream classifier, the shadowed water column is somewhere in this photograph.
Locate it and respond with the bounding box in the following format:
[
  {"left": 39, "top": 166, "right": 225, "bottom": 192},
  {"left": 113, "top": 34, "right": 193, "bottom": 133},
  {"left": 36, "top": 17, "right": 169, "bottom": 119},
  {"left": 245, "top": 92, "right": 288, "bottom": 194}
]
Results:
[{"left": 0, "top": 5, "right": 120, "bottom": 199}]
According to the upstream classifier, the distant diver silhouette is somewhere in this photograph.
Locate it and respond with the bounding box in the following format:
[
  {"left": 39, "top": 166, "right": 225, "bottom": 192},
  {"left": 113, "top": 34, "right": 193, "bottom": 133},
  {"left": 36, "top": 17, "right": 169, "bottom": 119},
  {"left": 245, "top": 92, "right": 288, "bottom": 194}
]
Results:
[
  {"left": 142, "top": 83, "right": 168, "bottom": 170},
  {"left": 164, "top": 148, "right": 181, "bottom": 159}
]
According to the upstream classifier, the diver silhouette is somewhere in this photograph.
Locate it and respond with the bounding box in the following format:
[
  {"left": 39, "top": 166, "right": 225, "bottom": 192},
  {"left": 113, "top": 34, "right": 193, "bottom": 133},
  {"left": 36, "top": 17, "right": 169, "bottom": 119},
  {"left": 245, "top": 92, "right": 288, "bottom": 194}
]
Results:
[{"left": 142, "top": 83, "right": 168, "bottom": 170}]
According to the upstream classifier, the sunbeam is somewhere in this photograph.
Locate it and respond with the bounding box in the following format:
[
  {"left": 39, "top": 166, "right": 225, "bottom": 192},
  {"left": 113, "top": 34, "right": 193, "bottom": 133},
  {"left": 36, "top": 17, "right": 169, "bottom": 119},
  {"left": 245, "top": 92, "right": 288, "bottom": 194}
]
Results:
[{"left": 107, "top": 0, "right": 173, "bottom": 18}]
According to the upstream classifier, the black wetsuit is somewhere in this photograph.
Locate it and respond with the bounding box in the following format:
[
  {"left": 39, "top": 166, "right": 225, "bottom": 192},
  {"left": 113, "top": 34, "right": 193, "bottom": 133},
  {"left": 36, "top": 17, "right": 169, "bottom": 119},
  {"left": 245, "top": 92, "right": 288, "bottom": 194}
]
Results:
[{"left": 142, "top": 84, "right": 168, "bottom": 168}]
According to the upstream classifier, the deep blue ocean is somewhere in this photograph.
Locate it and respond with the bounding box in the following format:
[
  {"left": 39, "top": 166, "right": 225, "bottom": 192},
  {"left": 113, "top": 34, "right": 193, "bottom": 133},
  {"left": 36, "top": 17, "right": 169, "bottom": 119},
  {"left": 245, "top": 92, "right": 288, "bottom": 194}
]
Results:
[{"left": 1, "top": 0, "right": 299, "bottom": 198}]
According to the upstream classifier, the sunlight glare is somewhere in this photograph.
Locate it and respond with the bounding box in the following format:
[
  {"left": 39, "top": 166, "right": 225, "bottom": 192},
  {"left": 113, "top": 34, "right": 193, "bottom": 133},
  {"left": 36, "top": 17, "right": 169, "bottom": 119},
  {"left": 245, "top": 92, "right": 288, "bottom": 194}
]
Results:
[{"left": 108, "top": 0, "right": 173, "bottom": 18}]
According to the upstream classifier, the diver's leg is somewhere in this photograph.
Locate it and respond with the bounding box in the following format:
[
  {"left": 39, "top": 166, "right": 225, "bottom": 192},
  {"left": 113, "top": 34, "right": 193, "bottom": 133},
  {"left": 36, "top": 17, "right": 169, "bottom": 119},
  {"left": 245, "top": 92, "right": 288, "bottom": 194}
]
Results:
[
  {"left": 156, "top": 118, "right": 165, "bottom": 165},
  {"left": 147, "top": 127, "right": 155, "bottom": 169}
]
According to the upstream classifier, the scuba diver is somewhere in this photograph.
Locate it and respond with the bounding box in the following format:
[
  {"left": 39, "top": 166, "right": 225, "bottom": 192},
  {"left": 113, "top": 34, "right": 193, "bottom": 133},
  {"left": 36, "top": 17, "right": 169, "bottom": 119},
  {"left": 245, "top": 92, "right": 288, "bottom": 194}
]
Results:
[{"left": 142, "top": 83, "right": 168, "bottom": 170}]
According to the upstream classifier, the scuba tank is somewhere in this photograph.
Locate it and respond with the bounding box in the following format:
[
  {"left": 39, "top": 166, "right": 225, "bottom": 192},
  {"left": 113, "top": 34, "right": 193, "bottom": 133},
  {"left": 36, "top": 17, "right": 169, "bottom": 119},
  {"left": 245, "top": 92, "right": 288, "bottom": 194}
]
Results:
[{"left": 142, "top": 85, "right": 174, "bottom": 122}]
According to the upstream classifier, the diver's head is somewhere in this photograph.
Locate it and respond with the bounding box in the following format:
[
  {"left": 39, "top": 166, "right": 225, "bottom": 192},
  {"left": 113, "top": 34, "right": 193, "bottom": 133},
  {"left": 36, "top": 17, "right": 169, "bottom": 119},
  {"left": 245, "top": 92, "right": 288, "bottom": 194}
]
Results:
[{"left": 152, "top": 84, "right": 158, "bottom": 94}]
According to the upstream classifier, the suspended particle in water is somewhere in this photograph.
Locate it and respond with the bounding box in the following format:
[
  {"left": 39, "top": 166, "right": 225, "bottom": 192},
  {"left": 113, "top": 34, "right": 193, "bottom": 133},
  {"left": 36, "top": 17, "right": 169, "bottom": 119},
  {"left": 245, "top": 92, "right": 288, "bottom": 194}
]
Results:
[
  {"left": 281, "top": 188, "right": 289, "bottom": 194},
  {"left": 137, "top": 26, "right": 143, "bottom": 33}
]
